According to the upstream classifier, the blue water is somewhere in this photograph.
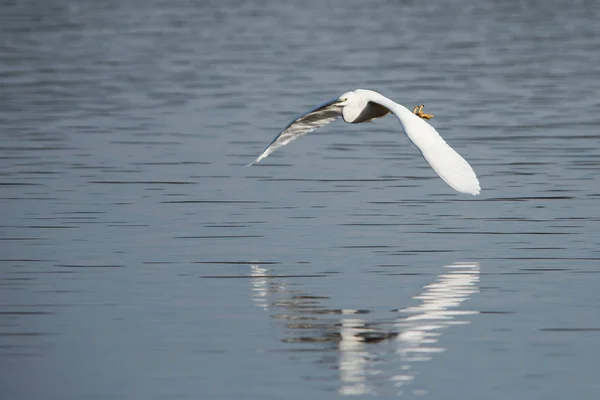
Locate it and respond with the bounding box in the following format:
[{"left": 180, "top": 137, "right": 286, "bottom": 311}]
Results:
[{"left": 1, "top": 0, "right": 600, "bottom": 399}]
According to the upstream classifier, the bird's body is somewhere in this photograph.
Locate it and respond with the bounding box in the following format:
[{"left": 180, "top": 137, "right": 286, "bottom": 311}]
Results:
[{"left": 249, "top": 89, "right": 480, "bottom": 195}]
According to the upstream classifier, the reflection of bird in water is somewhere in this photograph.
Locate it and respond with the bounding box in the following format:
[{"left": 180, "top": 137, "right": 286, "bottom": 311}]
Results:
[
  {"left": 250, "top": 263, "right": 480, "bottom": 397},
  {"left": 389, "top": 263, "right": 480, "bottom": 395},
  {"left": 248, "top": 89, "right": 480, "bottom": 195}
]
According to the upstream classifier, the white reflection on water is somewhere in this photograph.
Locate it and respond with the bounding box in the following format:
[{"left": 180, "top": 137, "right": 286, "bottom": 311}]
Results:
[
  {"left": 338, "top": 317, "right": 375, "bottom": 396},
  {"left": 392, "top": 263, "right": 480, "bottom": 387},
  {"left": 250, "top": 263, "right": 480, "bottom": 396},
  {"left": 250, "top": 264, "right": 270, "bottom": 310}
]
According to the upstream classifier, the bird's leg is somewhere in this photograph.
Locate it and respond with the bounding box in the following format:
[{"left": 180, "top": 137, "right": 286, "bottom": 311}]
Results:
[{"left": 413, "top": 104, "right": 434, "bottom": 120}]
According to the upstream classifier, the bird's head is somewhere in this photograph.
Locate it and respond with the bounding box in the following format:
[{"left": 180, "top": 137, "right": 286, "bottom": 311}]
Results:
[
  {"left": 336, "top": 91, "right": 359, "bottom": 107},
  {"left": 337, "top": 90, "right": 371, "bottom": 123}
]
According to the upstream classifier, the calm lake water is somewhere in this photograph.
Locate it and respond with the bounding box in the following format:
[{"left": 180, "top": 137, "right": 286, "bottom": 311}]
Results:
[{"left": 2, "top": 0, "right": 600, "bottom": 399}]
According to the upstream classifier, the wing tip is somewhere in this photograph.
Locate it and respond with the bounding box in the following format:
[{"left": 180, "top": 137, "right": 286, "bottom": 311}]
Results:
[
  {"left": 246, "top": 151, "right": 268, "bottom": 167},
  {"left": 459, "top": 179, "right": 481, "bottom": 196},
  {"left": 467, "top": 187, "right": 481, "bottom": 196}
]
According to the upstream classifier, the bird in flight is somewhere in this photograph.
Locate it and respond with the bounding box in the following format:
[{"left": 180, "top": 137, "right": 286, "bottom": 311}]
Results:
[{"left": 248, "top": 89, "right": 480, "bottom": 195}]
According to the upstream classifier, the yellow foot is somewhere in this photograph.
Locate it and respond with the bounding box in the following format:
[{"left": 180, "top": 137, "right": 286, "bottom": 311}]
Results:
[{"left": 412, "top": 104, "right": 434, "bottom": 120}]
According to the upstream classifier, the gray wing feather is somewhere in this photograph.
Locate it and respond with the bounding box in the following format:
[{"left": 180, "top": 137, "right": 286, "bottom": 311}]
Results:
[
  {"left": 248, "top": 98, "right": 342, "bottom": 165},
  {"left": 352, "top": 101, "right": 390, "bottom": 123}
]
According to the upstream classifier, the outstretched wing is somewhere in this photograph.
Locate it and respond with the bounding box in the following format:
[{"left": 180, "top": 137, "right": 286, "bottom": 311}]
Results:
[
  {"left": 248, "top": 98, "right": 342, "bottom": 165},
  {"left": 372, "top": 100, "right": 480, "bottom": 195}
]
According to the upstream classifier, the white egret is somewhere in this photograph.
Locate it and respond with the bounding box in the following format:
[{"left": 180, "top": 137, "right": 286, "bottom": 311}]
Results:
[{"left": 248, "top": 89, "right": 480, "bottom": 195}]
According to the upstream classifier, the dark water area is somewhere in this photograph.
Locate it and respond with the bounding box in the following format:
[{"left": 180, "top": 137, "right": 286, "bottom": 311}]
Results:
[{"left": 1, "top": 0, "right": 600, "bottom": 398}]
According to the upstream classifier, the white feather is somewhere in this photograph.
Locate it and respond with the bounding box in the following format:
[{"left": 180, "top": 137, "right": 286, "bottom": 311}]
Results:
[
  {"left": 249, "top": 89, "right": 481, "bottom": 195},
  {"left": 353, "top": 89, "right": 480, "bottom": 195}
]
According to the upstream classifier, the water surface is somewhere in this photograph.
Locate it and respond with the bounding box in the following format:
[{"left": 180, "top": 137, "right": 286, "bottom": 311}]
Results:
[{"left": 1, "top": 0, "right": 600, "bottom": 399}]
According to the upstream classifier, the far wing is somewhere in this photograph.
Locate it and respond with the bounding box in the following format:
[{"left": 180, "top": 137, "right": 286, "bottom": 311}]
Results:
[
  {"left": 248, "top": 98, "right": 342, "bottom": 165},
  {"left": 386, "top": 105, "right": 480, "bottom": 195}
]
